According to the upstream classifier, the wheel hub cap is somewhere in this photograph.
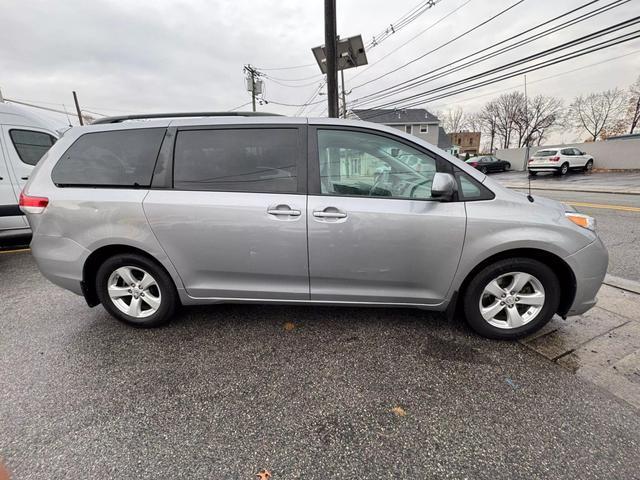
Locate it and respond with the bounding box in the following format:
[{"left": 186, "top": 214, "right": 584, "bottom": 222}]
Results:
[
  {"left": 479, "top": 271, "right": 545, "bottom": 330},
  {"left": 107, "top": 266, "right": 161, "bottom": 318}
]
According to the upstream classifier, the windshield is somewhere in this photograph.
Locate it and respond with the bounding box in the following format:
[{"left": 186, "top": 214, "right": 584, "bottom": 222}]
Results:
[{"left": 535, "top": 150, "right": 558, "bottom": 157}]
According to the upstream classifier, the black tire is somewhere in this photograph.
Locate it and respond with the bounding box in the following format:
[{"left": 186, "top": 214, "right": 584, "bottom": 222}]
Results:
[
  {"left": 96, "top": 253, "right": 178, "bottom": 327},
  {"left": 463, "top": 257, "right": 560, "bottom": 340},
  {"left": 480, "top": 166, "right": 488, "bottom": 174},
  {"left": 503, "top": 162, "right": 511, "bottom": 171},
  {"left": 584, "top": 159, "right": 594, "bottom": 172},
  {"left": 559, "top": 162, "right": 569, "bottom": 175}
]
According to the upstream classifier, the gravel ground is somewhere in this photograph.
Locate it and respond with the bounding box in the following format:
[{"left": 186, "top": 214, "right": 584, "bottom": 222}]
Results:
[{"left": 1, "top": 252, "right": 639, "bottom": 480}]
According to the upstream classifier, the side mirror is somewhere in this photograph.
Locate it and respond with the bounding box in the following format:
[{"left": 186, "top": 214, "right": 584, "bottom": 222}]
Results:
[{"left": 431, "top": 172, "right": 457, "bottom": 201}]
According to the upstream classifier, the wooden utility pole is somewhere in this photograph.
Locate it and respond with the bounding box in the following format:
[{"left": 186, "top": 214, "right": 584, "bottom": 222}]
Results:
[
  {"left": 340, "top": 69, "right": 347, "bottom": 118},
  {"left": 72, "top": 91, "right": 83, "bottom": 125},
  {"left": 324, "top": 0, "right": 339, "bottom": 118}
]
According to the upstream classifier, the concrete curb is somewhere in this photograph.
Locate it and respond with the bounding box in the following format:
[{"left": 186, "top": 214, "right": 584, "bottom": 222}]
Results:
[
  {"left": 604, "top": 274, "right": 640, "bottom": 295},
  {"left": 502, "top": 184, "right": 640, "bottom": 196}
]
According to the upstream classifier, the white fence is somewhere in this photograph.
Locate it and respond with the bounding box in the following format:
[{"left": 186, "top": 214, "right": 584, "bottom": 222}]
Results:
[{"left": 496, "top": 137, "right": 640, "bottom": 171}]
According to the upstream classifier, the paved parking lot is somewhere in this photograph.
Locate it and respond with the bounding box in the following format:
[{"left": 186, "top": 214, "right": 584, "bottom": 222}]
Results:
[{"left": 2, "top": 251, "right": 640, "bottom": 479}]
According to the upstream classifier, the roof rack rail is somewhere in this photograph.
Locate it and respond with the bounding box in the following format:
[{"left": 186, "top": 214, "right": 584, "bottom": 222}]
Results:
[{"left": 91, "top": 111, "right": 282, "bottom": 125}]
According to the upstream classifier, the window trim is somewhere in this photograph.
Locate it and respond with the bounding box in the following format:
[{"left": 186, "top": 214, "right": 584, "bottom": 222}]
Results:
[
  {"left": 308, "top": 125, "right": 474, "bottom": 202},
  {"left": 419, "top": 124, "right": 428, "bottom": 133},
  {"left": 169, "top": 124, "right": 308, "bottom": 195},
  {"left": 9, "top": 128, "right": 57, "bottom": 166}
]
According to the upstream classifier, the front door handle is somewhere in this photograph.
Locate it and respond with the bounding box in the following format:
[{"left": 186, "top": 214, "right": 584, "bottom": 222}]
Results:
[
  {"left": 313, "top": 208, "right": 347, "bottom": 219},
  {"left": 267, "top": 205, "right": 301, "bottom": 216},
  {"left": 21, "top": 176, "right": 29, "bottom": 181}
]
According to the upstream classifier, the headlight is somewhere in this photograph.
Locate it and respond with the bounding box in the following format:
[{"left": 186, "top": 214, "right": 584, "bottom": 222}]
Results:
[{"left": 565, "top": 212, "right": 596, "bottom": 231}]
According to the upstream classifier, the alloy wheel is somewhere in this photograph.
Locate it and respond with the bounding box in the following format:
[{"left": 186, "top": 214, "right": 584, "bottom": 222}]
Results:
[
  {"left": 478, "top": 271, "right": 545, "bottom": 329},
  {"left": 107, "top": 266, "right": 162, "bottom": 318}
]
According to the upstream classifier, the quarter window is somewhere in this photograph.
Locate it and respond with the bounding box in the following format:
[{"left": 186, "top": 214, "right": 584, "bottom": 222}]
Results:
[
  {"left": 52, "top": 128, "right": 165, "bottom": 187},
  {"left": 317, "top": 129, "right": 438, "bottom": 200},
  {"left": 173, "top": 128, "right": 298, "bottom": 193},
  {"left": 9, "top": 129, "right": 56, "bottom": 166}
]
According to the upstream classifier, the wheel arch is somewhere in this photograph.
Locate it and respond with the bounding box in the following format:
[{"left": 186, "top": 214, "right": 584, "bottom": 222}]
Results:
[
  {"left": 82, "top": 244, "right": 178, "bottom": 307},
  {"left": 455, "top": 248, "right": 576, "bottom": 317}
]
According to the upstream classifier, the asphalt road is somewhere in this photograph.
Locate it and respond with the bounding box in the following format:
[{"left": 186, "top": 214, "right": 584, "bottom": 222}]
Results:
[
  {"left": 515, "top": 189, "right": 640, "bottom": 282},
  {"left": 1, "top": 252, "right": 639, "bottom": 479}
]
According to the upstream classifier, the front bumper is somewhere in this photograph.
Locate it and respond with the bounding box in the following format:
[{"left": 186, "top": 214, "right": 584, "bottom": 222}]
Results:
[{"left": 563, "top": 235, "right": 609, "bottom": 316}]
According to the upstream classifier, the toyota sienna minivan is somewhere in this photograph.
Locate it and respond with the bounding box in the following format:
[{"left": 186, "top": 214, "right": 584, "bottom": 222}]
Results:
[{"left": 20, "top": 113, "right": 608, "bottom": 339}]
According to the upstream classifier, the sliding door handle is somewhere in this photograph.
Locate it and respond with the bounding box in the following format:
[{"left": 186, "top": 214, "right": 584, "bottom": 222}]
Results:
[
  {"left": 267, "top": 205, "right": 301, "bottom": 216},
  {"left": 313, "top": 210, "right": 347, "bottom": 219}
]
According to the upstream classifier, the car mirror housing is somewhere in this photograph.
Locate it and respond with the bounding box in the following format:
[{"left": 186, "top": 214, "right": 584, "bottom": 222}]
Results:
[{"left": 431, "top": 172, "right": 457, "bottom": 201}]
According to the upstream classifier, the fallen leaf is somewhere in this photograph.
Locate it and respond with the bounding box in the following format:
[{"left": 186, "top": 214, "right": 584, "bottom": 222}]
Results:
[
  {"left": 283, "top": 322, "right": 295, "bottom": 331},
  {"left": 256, "top": 469, "right": 272, "bottom": 480},
  {"left": 391, "top": 406, "right": 407, "bottom": 417}
]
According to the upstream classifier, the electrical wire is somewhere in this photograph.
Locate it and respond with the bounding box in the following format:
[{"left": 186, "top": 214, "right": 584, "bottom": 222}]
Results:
[
  {"left": 351, "top": 0, "right": 628, "bottom": 107},
  {"left": 351, "top": 0, "right": 473, "bottom": 81},
  {"left": 367, "top": 0, "right": 444, "bottom": 49},
  {"left": 357, "top": 28, "right": 640, "bottom": 120},
  {"left": 352, "top": 0, "right": 527, "bottom": 91}
]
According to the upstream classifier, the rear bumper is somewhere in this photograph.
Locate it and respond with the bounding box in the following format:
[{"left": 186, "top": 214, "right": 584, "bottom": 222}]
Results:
[
  {"left": 564, "top": 236, "right": 609, "bottom": 316},
  {"left": 528, "top": 165, "right": 561, "bottom": 172},
  {"left": 30, "top": 234, "right": 88, "bottom": 296}
]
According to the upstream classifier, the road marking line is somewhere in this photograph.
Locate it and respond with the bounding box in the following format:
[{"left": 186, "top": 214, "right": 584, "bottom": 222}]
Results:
[
  {"left": 567, "top": 201, "right": 640, "bottom": 213},
  {"left": 0, "top": 248, "right": 30, "bottom": 254}
]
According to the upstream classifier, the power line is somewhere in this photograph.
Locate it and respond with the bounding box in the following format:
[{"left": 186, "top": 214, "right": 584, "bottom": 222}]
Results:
[
  {"left": 357, "top": 17, "right": 640, "bottom": 113},
  {"left": 351, "top": 0, "right": 628, "bottom": 108},
  {"left": 357, "top": 27, "right": 640, "bottom": 120},
  {"left": 352, "top": 0, "right": 528, "bottom": 91},
  {"left": 228, "top": 101, "right": 252, "bottom": 111},
  {"left": 427, "top": 48, "right": 640, "bottom": 110},
  {"left": 258, "top": 63, "right": 317, "bottom": 71},
  {"left": 367, "top": 0, "right": 443, "bottom": 49},
  {"left": 351, "top": 0, "right": 473, "bottom": 81}
]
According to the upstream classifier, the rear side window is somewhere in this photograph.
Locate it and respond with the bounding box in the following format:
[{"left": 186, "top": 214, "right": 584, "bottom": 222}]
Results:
[
  {"left": 535, "top": 150, "right": 558, "bottom": 157},
  {"left": 173, "top": 128, "right": 298, "bottom": 193},
  {"left": 52, "top": 128, "right": 165, "bottom": 187},
  {"left": 10, "top": 129, "right": 57, "bottom": 166}
]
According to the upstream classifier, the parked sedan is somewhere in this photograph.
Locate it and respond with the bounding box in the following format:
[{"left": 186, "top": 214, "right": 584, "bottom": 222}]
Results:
[
  {"left": 528, "top": 147, "right": 594, "bottom": 176},
  {"left": 465, "top": 156, "right": 511, "bottom": 174}
]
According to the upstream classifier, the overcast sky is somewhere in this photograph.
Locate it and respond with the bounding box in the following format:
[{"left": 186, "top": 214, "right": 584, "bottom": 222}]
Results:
[{"left": 1, "top": 0, "right": 638, "bottom": 142}]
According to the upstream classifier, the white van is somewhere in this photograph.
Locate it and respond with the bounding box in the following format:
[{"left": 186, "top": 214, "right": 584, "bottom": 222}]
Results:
[{"left": 0, "top": 103, "right": 58, "bottom": 244}]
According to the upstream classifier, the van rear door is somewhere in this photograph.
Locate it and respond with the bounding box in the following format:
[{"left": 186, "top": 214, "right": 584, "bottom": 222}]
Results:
[{"left": 0, "top": 132, "right": 27, "bottom": 232}]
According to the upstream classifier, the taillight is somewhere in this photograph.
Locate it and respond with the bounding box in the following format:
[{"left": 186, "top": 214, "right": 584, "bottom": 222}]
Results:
[
  {"left": 549, "top": 156, "right": 560, "bottom": 162},
  {"left": 470, "top": 162, "right": 478, "bottom": 167},
  {"left": 19, "top": 191, "right": 49, "bottom": 214},
  {"left": 528, "top": 158, "right": 534, "bottom": 163}
]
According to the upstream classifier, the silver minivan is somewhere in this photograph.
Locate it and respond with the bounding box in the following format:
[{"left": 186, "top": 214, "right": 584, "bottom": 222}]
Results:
[{"left": 21, "top": 113, "right": 608, "bottom": 339}]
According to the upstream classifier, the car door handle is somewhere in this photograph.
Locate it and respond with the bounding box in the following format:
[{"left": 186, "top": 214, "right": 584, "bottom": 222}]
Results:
[
  {"left": 21, "top": 176, "right": 29, "bottom": 180},
  {"left": 267, "top": 206, "right": 301, "bottom": 216},
  {"left": 313, "top": 210, "right": 347, "bottom": 219}
]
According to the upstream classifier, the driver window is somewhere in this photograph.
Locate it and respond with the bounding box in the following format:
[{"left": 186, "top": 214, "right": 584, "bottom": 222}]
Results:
[{"left": 317, "top": 129, "right": 437, "bottom": 200}]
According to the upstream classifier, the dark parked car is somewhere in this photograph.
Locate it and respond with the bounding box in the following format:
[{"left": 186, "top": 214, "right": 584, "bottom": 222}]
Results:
[{"left": 466, "top": 156, "right": 510, "bottom": 174}]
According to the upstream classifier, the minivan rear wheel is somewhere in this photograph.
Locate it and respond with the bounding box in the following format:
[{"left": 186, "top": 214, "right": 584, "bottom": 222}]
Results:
[
  {"left": 96, "top": 253, "right": 178, "bottom": 327},
  {"left": 463, "top": 258, "right": 560, "bottom": 339}
]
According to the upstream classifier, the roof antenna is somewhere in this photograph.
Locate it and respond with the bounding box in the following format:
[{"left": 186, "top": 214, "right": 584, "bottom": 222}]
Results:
[
  {"left": 524, "top": 74, "right": 534, "bottom": 203},
  {"left": 62, "top": 104, "right": 72, "bottom": 127}
]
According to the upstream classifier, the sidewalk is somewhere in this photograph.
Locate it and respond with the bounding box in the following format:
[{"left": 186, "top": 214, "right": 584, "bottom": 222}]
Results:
[
  {"left": 492, "top": 171, "right": 640, "bottom": 195},
  {"left": 520, "top": 282, "right": 640, "bottom": 410}
]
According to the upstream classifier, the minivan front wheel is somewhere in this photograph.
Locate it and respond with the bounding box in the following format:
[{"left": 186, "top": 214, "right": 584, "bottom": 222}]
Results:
[
  {"left": 96, "top": 253, "right": 178, "bottom": 327},
  {"left": 463, "top": 258, "right": 560, "bottom": 339}
]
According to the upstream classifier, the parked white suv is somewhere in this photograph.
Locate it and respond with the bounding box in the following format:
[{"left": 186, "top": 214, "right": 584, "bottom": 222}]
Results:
[
  {"left": 528, "top": 147, "right": 594, "bottom": 176},
  {"left": 0, "top": 103, "right": 58, "bottom": 244}
]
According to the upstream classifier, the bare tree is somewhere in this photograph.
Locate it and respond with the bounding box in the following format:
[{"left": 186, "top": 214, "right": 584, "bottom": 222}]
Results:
[
  {"left": 493, "top": 92, "right": 523, "bottom": 148},
  {"left": 514, "top": 95, "right": 563, "bottom": 147},
  {"left": 439, "top": 106, "right": 466, "bottom": 133},
  {"left": 464, "top": 112, "right": 484, "bottom": 133},
  {"left": 626, "top": 75, "right": 640, "bottom": 134},
  {"left": 478, "top": 101, "right": 499, "bottom": 153},
  {"left": 568, "top": 88, "right": 627, "bottom": 141}
]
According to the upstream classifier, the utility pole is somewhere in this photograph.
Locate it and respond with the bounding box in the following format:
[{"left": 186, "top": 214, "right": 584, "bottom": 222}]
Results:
[
  {"left": 324, "top": 0, "right": 339, "bottom": 118},
  {"left": 72, "top": 91, "right": 84, "bottom": 126},
  {"left": 340, "top": 69, "right": 347, "bottom": 118},
  {"left": 244, "top": 65, "right": 262, "bottom": 112}
]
